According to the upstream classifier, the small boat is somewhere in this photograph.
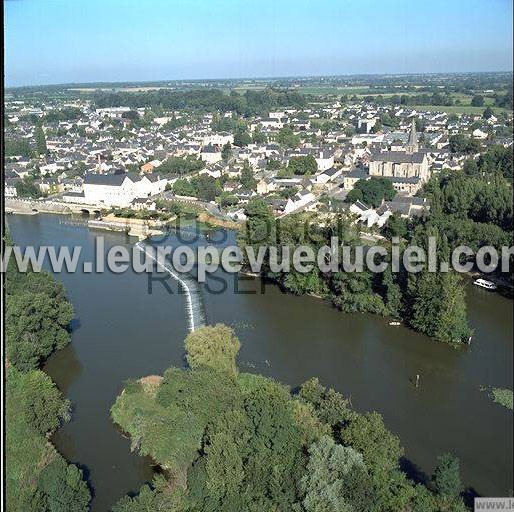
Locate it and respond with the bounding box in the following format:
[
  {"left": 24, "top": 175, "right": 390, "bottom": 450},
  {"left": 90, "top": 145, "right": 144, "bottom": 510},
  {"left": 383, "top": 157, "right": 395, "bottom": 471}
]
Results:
[
  {"left": 473, "top": 278, "right": 497, "bottom": 291},
  {"left": 389, "top": 321, "right": 401, "bottom": 326}
]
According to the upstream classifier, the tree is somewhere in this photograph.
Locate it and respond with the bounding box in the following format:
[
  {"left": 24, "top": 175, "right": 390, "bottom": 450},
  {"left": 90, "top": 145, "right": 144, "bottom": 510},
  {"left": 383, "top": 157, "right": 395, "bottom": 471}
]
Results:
[
  {"left": 252, "top": 127, "right": 267, "bottom": 144},
  {"left": 121, "top": 110, "right": 139, "bottom": 121},
  {"left": 185, "top": 324, "right": 241, "bottom": 377},
  {"left": 470, "top": 95, "right": 484, "bottom": 107},
  {"left": 384, "top": 212, "right": 408, "bottom": 238},
  {"left": 287, "top": 155, "right": 317, "bottom": 175},
  {"left": 233, "top": 128, "right": 252, "bottom": 147},
  {"left": 434, "top": 272, "right": 472, "bottom": 343},
  {"left": 15, "top": 178, "right": 40, "bottom": 198},
  {"left": 221, "top": 142, "right": 232, "bottom": 161},
  {"left": 6, "top": 271, "right": 74, "bottom": 371},
  {"left": 433, "top": 454, "right": 462, "bottom": 499},
  {"left": 35, "top": 124, "right": 47, "bottom": 155},
  {"left": 37, "top": 459, "right": 90, "bottom": 512},
  {"left": 345, "top": 178, "right": 396, "bottom": 207},
  {"left": 483, "top": 106, "right": 494, "bottom": 119},
  {"left": 341, "top": 412, "right": 403, "bottom": 475},
  {"left": 276, "top": 126, "right": 300, "bottom": 148},
  {"left": 300, "top": 436, "right": 373, "bottom": 512},
  {"left": 240, "top": 161, "right": 257, "bottom": 190},
  {"left": 5, "top": 137, "right": 33, "bottom": 157}
]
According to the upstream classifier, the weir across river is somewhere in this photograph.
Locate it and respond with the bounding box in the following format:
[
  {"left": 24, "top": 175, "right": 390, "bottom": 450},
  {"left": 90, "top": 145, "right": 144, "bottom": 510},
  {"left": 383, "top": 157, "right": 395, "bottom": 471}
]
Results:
[{"left": 135, "top": 241, "right": 206, "bottom": 332}]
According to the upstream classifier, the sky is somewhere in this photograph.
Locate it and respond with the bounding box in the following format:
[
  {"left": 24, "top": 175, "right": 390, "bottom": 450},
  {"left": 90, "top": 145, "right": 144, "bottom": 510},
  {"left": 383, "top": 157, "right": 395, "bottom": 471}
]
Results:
[{"left": 4, "top": 0, "right": 513, "bottom": 87}]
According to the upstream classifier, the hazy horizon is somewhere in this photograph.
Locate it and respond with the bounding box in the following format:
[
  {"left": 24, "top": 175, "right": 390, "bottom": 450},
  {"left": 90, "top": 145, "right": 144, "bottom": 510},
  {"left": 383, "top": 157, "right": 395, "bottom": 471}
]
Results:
[
  {"left": 5, "top": 0, "right": 513, "bottom": 88},
  {"left": 5, "top": 69, "right": 514, "bottom": 90}
]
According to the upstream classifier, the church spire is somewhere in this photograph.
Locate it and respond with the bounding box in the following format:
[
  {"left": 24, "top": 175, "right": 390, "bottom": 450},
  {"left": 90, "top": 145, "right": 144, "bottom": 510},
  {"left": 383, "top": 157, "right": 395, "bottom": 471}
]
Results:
[{"left": 406, "top": 118, "right": 418, "bottom": 153}]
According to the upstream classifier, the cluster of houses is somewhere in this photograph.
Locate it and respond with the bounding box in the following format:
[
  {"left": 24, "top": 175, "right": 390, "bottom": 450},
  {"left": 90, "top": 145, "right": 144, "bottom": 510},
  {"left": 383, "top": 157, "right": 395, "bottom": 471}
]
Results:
[{"left": 4, "top": 92, "right": 512, "bottom": 230}]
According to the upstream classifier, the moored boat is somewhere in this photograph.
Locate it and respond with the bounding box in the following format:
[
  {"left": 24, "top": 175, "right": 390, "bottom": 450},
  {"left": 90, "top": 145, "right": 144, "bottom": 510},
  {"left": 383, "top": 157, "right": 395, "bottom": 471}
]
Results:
[{"left": 473, "top": 278, "right": 497, "bottom": 291}]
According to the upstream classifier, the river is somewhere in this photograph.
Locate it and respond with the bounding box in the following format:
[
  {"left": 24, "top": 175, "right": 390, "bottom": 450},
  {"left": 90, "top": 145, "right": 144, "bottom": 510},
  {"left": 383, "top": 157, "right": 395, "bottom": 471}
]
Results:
[{"left": 7, "top": 213, "right": 513, "bottom": 511}]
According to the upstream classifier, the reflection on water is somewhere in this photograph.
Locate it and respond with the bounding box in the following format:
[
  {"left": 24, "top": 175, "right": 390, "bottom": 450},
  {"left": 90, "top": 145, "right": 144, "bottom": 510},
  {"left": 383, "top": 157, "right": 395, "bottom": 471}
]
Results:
[{"left": 8, "top": 214, "right": 513, "bottom": 510}]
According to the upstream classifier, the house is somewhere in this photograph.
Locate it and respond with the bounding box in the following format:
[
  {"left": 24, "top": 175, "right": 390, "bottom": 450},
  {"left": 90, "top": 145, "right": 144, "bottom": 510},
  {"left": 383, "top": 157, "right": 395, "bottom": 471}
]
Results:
[
  {"left": 385, "top": 196, "right": 430, "bottom": 219},
  {"left": 349, "top": 200, "right": 392, "bottom": 228},
  {"left": 343, "top": 168, "right": 369, "bottom": 190},
  {"left": 83, "top": 171, "right": 167, "bottom": 207},
  {"left": 256, "top": 178, "right": 277, "bottom": 195},
  {"left": 140, "top": 160, "right": 162, "bottom": 173},
  {"left": 284, "top": 189, "right": 316, "bottom": 214},
  {"left": 472, "top": 128, "right": 488, "bottom": 140},
  {"left": 203, "top": 132, "right": 233, "bottom": 146},
  {"left": 5, "top": 178, "right": 18, "bottom": 198},
  {"left": 314, "top": 167, "right": 342, "bottom": 186},
  {"left": 315, "top": 150, "right": 335, "bottom": 171},
  {"left": 200, "top": 144, "right": 222, "bottom": 164}
]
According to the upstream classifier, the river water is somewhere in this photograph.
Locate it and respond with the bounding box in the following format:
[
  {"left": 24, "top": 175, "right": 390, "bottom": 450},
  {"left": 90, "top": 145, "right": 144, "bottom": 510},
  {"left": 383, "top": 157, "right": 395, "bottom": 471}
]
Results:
[{"left": 7, "top": 213, "right": 513, "bottom": 511}]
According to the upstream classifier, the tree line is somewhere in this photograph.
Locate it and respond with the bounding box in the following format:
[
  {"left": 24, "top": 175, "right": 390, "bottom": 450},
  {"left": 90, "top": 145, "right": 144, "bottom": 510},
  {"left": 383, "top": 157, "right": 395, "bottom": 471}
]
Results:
[
  {"left": 5, "top": 233, "right": 91, "bottom": 511},
  {"left": 93, "top": 87, "right": 306, "bottom": 116}
]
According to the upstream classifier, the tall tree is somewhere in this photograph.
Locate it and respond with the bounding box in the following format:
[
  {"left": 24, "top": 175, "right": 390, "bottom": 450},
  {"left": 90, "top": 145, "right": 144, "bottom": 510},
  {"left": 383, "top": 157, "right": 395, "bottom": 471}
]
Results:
[{"left": 35, "top": 124, "right": 47, "bottom": 155}]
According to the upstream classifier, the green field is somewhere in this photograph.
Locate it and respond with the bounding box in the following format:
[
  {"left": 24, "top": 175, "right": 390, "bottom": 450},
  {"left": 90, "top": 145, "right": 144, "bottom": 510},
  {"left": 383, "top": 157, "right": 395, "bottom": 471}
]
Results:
[
  {"left": 298, "top": 86, "right": 371, "bottom": 95},
  {"left": 409, "top": 104, "right": 511, "bottom": 115}
]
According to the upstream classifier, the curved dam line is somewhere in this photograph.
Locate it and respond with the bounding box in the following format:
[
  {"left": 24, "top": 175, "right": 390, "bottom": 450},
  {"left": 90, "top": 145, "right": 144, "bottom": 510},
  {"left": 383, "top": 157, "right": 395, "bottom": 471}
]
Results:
[{"left": 135, "top": 241, "right": 205, "bottom": 332}]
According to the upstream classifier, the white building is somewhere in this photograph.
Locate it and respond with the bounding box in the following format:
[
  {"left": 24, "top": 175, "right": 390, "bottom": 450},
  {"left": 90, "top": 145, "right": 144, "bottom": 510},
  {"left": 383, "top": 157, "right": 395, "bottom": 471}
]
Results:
[{"left": 83, "top": 172, "right": 167, "bottom": 207}]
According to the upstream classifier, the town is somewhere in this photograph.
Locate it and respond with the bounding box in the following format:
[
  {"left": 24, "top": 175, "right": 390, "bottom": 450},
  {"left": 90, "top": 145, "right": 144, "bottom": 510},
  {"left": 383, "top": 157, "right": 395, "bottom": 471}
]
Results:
[{"left": 5, "top": 74, "right": 512, "bottom": 236}]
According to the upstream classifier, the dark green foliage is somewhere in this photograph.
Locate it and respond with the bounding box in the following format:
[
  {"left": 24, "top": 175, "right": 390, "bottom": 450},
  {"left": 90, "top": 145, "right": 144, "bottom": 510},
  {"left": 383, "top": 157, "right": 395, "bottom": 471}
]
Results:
[
  {"left": 15, "top": 177, "right": 41, "bottom": 198},
  {"left": 94, "top": 87, "right": 306, "bottom": 116},
  {"left": 470, "top": 95, "right": 484, "bottom": 107},
  {"left": 448, "top": 134, "right": 481, "bottom": 154},
  {"left": 6, "top": 271, "right": 74, "bottom": 371},
  {"left": 44, "top": 107, "right": 83, "bottom": 123},
  {"left": 156, "top": 156, "right": 204, "bottom": 176},
  {"left": 233, "top": 126, "right": 252, "bottom": 147},
  {"left": 240, "top": 161, "right": 257, "bottom": 190},
  {"left": 276, "top": 126, "right": 301, "bottom": 148},
  {"left": 433, "top": 454, "right": 463, "bottom": 498},
  {"left": 35, "top": 124, "right": 48, "bottom": 155},
  {"left": 5, "top": 137, "right": 33, "bottom": 157},
  {"left": 37, "top": 458, "right": 90, "bottom": 512},
  {"left": 173, "top": 175, "right": 221, "bottom": 201},
  {"left": 221, "top": 142, "right": 232, "bottom": 161},
  {"left": 346, "top": 177, "right": 397, "bottom": 207},
  {"left": 251, "top": 127, "right": 267, "bottom": 144},
  {"left": 287, "top": 154, "right": 318, "bottom": 175}
]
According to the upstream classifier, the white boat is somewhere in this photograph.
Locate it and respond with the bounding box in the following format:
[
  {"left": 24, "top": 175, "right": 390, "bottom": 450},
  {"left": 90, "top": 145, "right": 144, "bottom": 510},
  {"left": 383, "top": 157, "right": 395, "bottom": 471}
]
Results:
[
  {"left": 389, "top": 321, "right": 401, "bottom": 326},
  {"left": 473, "top": 278, "right": 497, "bottom": 291}
]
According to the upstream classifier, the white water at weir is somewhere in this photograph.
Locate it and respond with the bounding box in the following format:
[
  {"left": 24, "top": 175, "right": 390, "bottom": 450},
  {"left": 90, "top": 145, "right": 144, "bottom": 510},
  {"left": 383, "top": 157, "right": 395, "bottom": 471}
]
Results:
[{"left": 135, "top": 241, "right": 206, "bottom": 332}]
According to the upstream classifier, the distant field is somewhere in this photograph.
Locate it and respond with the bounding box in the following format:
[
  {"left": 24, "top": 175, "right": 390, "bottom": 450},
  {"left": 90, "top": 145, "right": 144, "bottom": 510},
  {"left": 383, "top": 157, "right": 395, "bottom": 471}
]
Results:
[
  {"left": 410, "top": 104, "right": 510, "bottom": 115},
  {"left": 298, "top": 86, "right": 371, "bottom": 95},
  {"left": 221, "top": 85, "right": 266, "bottom": 95},
  {"left": 69, "top": 86, "right": 173, "bottom": 93}
]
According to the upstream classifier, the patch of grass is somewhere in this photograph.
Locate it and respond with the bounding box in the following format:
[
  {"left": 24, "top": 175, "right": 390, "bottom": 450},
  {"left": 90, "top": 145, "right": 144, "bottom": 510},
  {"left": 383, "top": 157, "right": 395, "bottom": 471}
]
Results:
[{"left": 491, "top": 387, "right": 513, "bottom": 410}]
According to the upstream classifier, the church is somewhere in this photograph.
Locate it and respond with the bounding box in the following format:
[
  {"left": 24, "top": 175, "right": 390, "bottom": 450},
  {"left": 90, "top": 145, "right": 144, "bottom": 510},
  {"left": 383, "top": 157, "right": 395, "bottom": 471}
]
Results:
[{"left": 369, "top": 120, "right": 430, "bottom": 195}]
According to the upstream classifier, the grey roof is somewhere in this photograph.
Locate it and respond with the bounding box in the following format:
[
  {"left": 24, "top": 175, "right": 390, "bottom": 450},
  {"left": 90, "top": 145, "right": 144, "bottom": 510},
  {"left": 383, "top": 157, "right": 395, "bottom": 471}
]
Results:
[
  {"left": 389, "top": 176, "right": 420, "bottom": 184},
  {"left": 346, "top": 168, "right": 369, "bottom": 179},
  {"left": 352, "top": 200, "right": 370, "bottom": 212},
  {"left": 370, "top": 151, "right": 426, "bottom": 164},
  {"left": 83, "top": 172, "right": 141, "bottom": 186}
]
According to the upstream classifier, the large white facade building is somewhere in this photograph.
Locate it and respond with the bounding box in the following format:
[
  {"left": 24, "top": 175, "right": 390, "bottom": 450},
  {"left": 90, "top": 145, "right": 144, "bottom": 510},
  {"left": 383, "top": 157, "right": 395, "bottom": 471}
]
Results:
[{"left": 83, "top": 172, "right": 167, "bottom": 207}]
